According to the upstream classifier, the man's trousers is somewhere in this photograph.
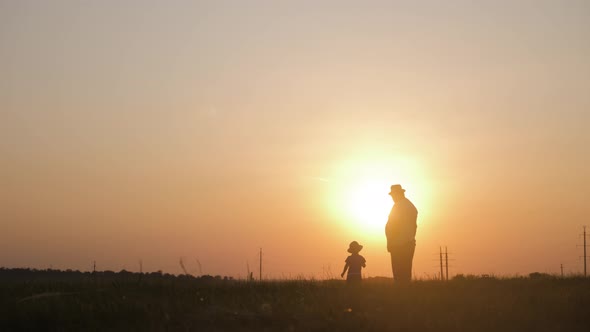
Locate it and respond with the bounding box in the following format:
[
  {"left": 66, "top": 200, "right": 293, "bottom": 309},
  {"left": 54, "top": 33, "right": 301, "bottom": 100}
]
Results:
[{"left": 389, "top": 241, "right": 416, "bottom": 284}]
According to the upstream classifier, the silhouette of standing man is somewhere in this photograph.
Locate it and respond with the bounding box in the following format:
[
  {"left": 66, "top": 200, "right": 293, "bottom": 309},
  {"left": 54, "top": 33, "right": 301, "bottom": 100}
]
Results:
[{"left": 385, "top": 184, "right": 418, "bottom": 284}]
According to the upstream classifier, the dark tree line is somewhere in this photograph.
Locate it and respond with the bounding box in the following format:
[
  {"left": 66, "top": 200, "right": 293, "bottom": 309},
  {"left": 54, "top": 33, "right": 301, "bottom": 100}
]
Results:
[{"left": 0, "top": 267, "right": 233, "bottom": 283}]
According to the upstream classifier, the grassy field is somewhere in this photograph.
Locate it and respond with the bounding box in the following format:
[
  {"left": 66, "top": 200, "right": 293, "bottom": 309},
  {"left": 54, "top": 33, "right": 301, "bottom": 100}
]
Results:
[{"left": 1, "top": 270, "right": 589, "bottom": 331}]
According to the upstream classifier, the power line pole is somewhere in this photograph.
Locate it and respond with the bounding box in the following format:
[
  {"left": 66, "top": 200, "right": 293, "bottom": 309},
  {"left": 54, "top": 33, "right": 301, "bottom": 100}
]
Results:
[
  {"left": 584, "top": 226, "right": 587, "bottom": 277},
  {"left": 259, "top": 248, "right": 262, "bottom": 281},
  {"left": 560, "top": 263, "right": 564, "bottom": 277},
  {"left": 92, "top": 260, "right": 97, "bottom": 283},
  {"left": 445, "top": 246, "right": 449, "bottom": 281},
  {"left": 578, "top": 226, "right": 589, "bottom": 277},
  {"left": 439, "top": 247, "right": 444, "bottom": 281}
]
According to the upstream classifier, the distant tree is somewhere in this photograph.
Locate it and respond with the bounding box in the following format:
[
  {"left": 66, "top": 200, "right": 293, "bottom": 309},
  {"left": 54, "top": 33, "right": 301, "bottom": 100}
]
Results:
[{"left": 529, "top": 272, "right": 551, "bottom": 279}]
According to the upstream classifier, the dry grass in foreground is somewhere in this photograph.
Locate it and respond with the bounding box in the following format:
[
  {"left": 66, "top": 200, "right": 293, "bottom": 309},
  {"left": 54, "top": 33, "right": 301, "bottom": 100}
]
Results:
[{"left": 1, "top": 270, "right": 589, "bottom": 331}]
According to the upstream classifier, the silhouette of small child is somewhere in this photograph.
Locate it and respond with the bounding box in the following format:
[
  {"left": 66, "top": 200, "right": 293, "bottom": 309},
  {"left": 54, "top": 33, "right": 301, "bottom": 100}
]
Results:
[{"left": 341, "top": 241, "right": 366, "bottom": 284}]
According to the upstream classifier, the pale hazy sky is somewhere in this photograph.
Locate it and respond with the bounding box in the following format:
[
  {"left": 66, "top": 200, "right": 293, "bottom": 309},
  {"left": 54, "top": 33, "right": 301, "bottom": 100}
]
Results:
[{"left": 2, "top": 0, "right": 589, "bottom": 278}]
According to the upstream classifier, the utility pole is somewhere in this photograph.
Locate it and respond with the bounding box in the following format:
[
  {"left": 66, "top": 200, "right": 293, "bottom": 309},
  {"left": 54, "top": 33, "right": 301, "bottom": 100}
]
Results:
[
  {"left": 259, "top": 248, "right": 262, "bottom": 281},
  {"left": 579, "top": 226, "right": 589, "bottom": 277},
  {"left": 439, "top": 247, "right": 444, "bottom": 281},
  {"left": 584, "top": 226, "right": 587, "bottom": 277},
  {"left": 445, "top": 246, "right": 449, "bottom": 281},
  {"left": 560, "top": 263, "right": 564, "bottom": 277},
  {"left": 92, "top": 260, "right": 97, "bottom": 283}
]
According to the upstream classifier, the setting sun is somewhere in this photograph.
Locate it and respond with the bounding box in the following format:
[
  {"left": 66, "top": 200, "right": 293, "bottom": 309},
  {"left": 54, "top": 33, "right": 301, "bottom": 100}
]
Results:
[
  {"left": 346, "top": 179, "right": 392, "bottom": 232},
  {"left": 325, "top": 154, "right": 433, "bottom": 239}
]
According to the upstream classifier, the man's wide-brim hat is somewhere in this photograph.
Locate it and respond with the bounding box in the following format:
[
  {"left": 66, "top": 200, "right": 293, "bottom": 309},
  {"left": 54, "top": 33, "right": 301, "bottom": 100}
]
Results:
[
  {"left": 389, "top": 184, "right": 406, "bottom": 195},
  {"left": 347, "top": 241, "right": 363, "bottom": 253}
]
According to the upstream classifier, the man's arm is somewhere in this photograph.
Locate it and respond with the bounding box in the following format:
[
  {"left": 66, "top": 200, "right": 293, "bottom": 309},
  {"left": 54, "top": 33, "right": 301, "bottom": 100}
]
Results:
[
  {"left": 385, "top": 221, "right": 394, "bottom": 252},
  {"left": 385, "top": 205, "right": 396, "bottom": 251}
]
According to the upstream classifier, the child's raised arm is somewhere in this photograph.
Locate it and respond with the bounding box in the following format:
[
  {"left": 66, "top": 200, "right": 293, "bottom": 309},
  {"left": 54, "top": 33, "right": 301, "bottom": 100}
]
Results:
[{"left": 340, "top": 263, "right": 349, "bottom": 278}]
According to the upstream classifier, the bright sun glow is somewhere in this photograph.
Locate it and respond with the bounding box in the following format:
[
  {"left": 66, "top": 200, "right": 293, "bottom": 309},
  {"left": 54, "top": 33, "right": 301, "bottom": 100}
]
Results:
[
  {"left": 326, "top": 154, "right": 433, "bottom": 240},
  {"left": 346, "top": 179, "right": 392, "bottom": 232}
]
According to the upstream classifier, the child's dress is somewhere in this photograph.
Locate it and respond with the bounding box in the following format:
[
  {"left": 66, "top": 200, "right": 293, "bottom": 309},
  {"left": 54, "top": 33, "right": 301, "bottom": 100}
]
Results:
[{"left": 345, "top": 254, "right": 366, "bottom": 283}]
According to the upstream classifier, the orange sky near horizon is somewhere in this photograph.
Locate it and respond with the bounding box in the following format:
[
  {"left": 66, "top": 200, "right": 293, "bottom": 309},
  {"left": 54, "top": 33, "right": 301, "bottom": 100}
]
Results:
[{"left": 2, "top": 1, "right": 590, "bottom": 279}]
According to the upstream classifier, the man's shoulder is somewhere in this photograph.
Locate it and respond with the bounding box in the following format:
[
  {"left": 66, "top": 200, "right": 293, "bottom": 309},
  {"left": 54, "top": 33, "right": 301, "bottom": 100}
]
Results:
[{"left": 399, "top": 198, "right": 417, "bottom": 209}]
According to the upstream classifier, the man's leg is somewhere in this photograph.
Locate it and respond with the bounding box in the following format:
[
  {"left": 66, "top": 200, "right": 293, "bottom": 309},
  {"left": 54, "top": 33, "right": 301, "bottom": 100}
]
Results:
[
  {"left": 401, "top": 241, "right": 416, "bottom": 283},
  {"left": 390, "top": 242, "right": 416, "bottom": 284},
  {"left": 390, "top": 252, "right": 397, "bottom": 281},
  {"left": 390, "top": 249, "right": 405, "bottom": 283}
]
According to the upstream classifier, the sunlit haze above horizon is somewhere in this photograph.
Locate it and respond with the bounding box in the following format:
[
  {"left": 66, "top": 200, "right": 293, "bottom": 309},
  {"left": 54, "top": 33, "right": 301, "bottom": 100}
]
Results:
[{"left": 2, "top": 0, "right": 590, "bottom": 279}]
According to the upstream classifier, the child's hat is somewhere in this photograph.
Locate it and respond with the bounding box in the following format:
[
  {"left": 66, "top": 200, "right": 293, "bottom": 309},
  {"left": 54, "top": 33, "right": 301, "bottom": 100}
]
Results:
[{"left": 347, "top": 241, "right": 363, "bottom": 253}]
